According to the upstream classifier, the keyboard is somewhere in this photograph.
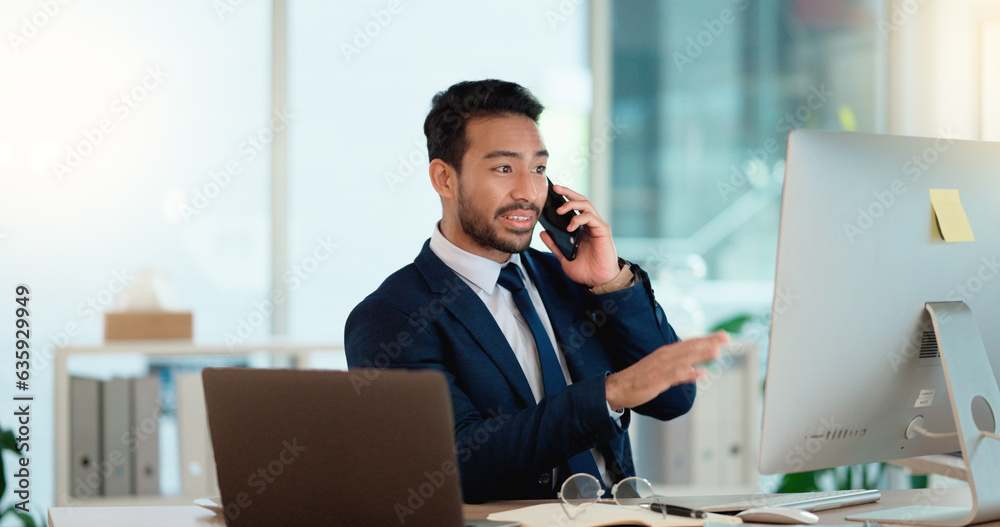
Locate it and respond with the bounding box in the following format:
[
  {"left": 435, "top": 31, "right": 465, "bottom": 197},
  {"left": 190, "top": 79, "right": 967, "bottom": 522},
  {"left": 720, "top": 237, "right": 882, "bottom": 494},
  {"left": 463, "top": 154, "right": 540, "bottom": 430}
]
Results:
[{"left": 666, "top": 488, "right": 882, "bottom": 513}]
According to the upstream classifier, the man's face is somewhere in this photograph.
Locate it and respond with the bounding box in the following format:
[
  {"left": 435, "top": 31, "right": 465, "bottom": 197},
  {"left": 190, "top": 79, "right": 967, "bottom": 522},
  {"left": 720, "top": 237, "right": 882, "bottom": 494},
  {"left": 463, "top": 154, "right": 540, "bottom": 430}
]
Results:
[{"left": 454, "top": 114, "right": 548, "bottom": 255}]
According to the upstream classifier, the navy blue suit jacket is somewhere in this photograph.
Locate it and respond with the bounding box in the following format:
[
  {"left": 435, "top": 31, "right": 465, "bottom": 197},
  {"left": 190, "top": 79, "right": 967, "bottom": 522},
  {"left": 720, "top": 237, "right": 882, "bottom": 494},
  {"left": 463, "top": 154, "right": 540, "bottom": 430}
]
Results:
[{"left": 344, "top": 241, "right": 694, "bottom": 503}]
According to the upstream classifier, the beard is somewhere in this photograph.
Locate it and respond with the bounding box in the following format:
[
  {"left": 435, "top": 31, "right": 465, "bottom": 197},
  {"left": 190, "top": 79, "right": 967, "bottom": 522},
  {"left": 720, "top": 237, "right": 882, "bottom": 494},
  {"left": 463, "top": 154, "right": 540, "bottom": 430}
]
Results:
[{"left": 456, "top": 185, "right": 539, "bottom": 255}]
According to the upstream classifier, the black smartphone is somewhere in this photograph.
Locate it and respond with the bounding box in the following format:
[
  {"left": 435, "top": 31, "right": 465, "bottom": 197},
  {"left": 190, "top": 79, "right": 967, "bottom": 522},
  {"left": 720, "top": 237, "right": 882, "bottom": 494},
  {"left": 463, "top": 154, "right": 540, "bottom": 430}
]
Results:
[{"left": 538, "top": 178, "right": 583, "bottom": 261}]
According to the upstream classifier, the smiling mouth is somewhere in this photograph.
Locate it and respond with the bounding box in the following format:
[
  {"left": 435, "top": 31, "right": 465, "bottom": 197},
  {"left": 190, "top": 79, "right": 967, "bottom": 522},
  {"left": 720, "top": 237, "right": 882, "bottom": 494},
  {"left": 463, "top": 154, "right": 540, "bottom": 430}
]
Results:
[
  {"left": 496, "top": 203, "right": 541, "bottom": 232},
  {"left": 498, "top": 212, "right": 537, "bottom": 232}
]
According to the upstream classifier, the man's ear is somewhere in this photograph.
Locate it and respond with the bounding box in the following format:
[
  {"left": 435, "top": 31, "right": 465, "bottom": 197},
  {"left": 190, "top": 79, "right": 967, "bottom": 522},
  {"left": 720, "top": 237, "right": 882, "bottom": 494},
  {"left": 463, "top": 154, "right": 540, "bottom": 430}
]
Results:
[{"left": 429, "top": 158, "right": 458, "bottom": 199}]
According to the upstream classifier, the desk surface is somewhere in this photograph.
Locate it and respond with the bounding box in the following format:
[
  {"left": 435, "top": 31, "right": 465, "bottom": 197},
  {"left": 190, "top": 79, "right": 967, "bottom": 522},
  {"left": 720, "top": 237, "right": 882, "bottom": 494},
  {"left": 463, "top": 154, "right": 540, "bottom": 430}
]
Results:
[{"left": 48, "top": 488, "right": 993, "bottom": 527}]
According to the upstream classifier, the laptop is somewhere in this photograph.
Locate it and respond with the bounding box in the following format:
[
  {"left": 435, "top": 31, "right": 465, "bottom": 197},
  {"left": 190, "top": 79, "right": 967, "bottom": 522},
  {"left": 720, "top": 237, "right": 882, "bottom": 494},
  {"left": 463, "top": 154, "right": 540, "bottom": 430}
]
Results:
[{"left": 202, "top": 367, "right": 518, "bottom": 527}]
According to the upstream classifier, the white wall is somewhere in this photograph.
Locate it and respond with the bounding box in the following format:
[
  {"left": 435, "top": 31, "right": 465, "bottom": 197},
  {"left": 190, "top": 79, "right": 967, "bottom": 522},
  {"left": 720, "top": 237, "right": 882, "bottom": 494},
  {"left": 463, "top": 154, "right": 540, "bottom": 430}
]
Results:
[{"left": 888, "top": 0, "right": 1000, "bottom": 139}]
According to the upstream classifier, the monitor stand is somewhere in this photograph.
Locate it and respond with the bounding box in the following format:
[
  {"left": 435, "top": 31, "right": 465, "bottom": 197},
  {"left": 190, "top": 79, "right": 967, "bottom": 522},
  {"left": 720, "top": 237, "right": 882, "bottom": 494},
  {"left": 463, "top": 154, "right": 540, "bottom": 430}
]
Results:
[{"left": 847, "top": 302, "right": 1000, "bottom": 526}]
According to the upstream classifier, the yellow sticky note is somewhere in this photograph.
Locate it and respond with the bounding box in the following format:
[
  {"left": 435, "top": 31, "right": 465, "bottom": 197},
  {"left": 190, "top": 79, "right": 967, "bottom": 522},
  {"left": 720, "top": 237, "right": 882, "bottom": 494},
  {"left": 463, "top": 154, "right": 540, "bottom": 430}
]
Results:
[{"left": 929, "top": 189, "right": 975, "bottom": 242}]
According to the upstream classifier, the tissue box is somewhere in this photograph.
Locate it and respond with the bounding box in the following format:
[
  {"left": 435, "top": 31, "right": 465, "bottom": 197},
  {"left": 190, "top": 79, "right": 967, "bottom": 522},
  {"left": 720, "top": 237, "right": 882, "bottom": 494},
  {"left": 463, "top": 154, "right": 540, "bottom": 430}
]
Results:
[{"left": 104, "top": 311, "right": 193, "bottom": 340}]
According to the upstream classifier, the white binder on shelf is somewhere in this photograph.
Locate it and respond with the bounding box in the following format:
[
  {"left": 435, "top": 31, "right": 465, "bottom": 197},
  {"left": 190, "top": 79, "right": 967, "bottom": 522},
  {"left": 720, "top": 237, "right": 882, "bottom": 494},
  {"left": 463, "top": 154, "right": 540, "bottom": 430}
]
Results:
[
  {"left": 176, "top": 370, "right": 219, "bottom": 496},
  {"left": 101, "top": 378, "right": 133, "bottom": 496},
  {"left": 132, "top": 374, "right": 161, "bottom": 495},
  {"left": 70, "top": 377, "right": 102, "bottom": 498}
]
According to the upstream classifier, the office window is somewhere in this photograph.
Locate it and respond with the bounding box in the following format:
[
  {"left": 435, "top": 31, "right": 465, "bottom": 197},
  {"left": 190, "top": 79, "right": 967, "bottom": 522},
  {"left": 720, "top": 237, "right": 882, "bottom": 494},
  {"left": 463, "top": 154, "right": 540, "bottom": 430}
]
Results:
[
  {"left": 0, "top": 1, "right": 272, "bottom": 342},
  {"left": 0, "top": 0, "right": 271, "bottom": 509},
  {"left": 285, "top": 1, "right": 591, "bottom": 342},
  {"left": 609, "top": 0, "right": 884, "bottom": 286}
]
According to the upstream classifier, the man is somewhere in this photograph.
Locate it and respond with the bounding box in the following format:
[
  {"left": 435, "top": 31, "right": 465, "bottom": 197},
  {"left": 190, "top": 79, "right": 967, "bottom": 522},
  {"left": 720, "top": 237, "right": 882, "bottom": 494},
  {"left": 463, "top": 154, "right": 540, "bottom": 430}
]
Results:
[{"left": 345, "top": 79, "right": 726, "bottom": 502}]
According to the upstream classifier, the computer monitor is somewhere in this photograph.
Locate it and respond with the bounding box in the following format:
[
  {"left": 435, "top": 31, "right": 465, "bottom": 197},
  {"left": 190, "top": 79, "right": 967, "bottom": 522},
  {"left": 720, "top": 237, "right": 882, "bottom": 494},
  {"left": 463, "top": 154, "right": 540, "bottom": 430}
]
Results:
[{"left": 759, "top": 130, "right": 1000, "bottom": 525}]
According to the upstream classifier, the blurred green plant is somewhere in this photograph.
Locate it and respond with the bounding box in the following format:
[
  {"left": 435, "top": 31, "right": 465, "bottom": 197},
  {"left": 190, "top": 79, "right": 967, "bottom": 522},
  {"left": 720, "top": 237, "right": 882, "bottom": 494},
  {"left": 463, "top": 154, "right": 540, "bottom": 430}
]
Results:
[
  {"left": 778, "top": 464, "right": 881, "bottom": 492},
  {"left": 711, "top": 314, "right": 755, "bottom": 335},
  {"left": 1, "top": 423, "right": 39, "bottom": 527},
  {"left": 777, "top": 463, "right": 928, "bottom": 493}
]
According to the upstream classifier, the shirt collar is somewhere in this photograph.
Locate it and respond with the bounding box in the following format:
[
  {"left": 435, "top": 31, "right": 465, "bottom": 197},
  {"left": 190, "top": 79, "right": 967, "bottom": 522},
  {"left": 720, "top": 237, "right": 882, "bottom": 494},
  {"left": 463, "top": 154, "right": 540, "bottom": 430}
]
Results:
[{"left": 429, "top": 222, "right": 525, "bottom": 295}]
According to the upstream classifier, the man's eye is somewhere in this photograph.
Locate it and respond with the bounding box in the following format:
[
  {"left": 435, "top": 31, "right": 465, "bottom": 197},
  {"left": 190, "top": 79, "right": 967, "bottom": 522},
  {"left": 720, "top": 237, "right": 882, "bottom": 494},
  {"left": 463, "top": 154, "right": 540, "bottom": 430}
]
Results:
[
  {"left": 533, "top": 165, "right": 546, "bottom": 174},
  {"left": 495, "top": 165, "right": 512, "bottom": 173}
]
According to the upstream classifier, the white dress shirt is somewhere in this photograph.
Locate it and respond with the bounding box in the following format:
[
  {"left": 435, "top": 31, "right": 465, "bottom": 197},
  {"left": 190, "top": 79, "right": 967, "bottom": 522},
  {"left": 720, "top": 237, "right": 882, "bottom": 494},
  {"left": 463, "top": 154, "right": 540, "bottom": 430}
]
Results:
[{"left": 429, "top": 224, "right": 622, "bottom": 487}]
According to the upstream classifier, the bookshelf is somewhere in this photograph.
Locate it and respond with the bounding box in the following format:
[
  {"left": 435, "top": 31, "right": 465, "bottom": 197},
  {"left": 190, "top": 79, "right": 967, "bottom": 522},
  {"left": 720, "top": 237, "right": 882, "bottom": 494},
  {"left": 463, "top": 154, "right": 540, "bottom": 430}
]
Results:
[{"left": 53, "top": 340, "right": 344, "bottom": 507}]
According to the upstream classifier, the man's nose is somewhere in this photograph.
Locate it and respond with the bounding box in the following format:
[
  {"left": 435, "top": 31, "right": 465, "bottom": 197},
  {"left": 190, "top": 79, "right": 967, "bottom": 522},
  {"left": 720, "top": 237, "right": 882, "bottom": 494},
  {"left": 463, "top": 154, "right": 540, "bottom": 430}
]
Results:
[{"left": 510, "top": 171, "right": 539, "bottom": 202}]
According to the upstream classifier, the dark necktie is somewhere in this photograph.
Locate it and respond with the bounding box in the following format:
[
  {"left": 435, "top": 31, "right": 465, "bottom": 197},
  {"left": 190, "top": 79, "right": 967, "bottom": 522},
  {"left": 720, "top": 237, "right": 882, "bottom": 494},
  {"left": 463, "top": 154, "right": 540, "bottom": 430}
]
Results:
[{"left": 496, "top": 263, "right": 605, "bottom": 487}]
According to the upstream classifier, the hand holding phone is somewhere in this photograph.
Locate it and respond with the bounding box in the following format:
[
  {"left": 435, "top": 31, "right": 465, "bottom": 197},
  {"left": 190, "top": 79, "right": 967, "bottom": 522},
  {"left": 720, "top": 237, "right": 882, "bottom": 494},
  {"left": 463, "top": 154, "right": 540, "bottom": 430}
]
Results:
[{"left": 537, "top": 178, "right": 583, "bottom": 261}]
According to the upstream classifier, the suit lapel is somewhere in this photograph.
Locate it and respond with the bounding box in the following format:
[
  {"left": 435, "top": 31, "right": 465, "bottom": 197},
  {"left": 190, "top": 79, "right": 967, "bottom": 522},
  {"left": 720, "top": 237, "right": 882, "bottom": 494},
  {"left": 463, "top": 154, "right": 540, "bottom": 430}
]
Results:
[
  {"left": 521, "top": 251, "right": 589, "bottom": 383},
  {"left": 414, "top": 241, "right": 536, "bottom": 407}
]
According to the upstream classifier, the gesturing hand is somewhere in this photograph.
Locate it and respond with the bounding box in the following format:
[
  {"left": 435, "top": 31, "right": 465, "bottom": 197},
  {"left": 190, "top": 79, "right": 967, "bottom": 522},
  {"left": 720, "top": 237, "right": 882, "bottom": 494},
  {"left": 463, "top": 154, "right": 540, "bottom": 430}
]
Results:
[
  {"left": 605, "top": 332, "right": 729, "bottom": 410},
  {"left": 538, "top": 185, "right": 620, "bottom": 288}
]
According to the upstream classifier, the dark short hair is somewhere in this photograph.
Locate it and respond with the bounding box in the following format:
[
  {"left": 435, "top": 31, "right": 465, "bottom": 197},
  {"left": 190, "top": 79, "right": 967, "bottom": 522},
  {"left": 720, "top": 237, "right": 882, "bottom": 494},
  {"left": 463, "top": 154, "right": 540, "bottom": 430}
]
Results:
[{"left": 423, "top": 79, "right": 544, "bottom": 172}]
